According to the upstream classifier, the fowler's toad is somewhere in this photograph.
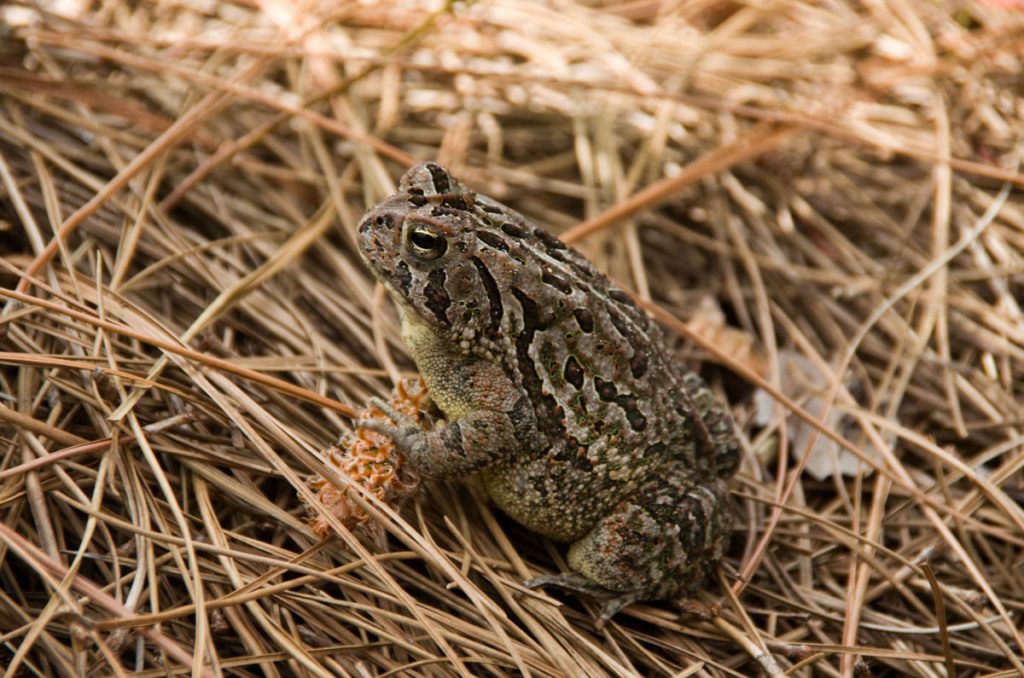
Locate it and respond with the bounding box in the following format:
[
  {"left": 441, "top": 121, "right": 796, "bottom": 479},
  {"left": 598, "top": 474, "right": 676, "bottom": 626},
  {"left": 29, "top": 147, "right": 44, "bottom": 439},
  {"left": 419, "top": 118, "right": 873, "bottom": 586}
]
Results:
[{"left": 357, "top": 162, "right": 740, "bottom": 621}]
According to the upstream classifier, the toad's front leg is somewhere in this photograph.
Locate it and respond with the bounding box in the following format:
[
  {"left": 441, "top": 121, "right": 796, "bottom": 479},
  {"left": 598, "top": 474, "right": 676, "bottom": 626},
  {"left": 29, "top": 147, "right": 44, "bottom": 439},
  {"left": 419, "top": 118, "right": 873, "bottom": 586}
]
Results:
[{"left": 358, "top": 357, "right": 536, "bottom": 479}]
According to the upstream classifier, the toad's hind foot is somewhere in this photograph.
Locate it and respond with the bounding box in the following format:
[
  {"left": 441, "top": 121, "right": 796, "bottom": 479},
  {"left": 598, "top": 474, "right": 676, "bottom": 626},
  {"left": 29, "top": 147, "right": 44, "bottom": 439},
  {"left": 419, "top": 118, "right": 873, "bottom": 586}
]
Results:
[
  {"left": 524, "top": 573, "right": 642, "bottom": 626},
  {"left": 524, "top": 572, "right": 602, "bottom": 595}
]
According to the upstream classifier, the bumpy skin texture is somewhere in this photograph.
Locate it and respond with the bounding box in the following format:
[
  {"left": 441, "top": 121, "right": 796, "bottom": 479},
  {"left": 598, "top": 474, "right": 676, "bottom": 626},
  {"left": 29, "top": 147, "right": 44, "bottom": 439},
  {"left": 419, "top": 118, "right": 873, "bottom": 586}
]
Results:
[{"left": 357, "top": 162, "right": 740, "bottom": 622}]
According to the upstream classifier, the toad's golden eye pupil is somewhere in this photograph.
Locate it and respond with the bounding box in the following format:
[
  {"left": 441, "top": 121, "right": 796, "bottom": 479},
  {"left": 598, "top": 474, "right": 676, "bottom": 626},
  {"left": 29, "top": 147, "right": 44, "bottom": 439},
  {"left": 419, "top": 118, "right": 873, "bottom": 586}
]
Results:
[
  {"left": 408, "top": 227, "right": 446, "bottom": 260},
  {"left": 410, "top": 229, "right": 438, "bottom": 248}
]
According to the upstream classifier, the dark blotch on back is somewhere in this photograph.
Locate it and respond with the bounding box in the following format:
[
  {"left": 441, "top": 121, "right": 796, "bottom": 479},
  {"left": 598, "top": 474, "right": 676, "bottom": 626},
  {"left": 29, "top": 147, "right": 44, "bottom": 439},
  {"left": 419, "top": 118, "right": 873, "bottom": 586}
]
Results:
[
  {"left": 408, "top": 186, "right": 427, "bottom": 207},
  {"left": 574, "top": 308, "right": 594, "bottom": 333},
  {"left": 594, "top": 376, "right": 617, "bottom": 401},
  {"left": 501, "top": 222, "right": 527, "bottom": 238},
  {"left": 609, "top": 288, "right": 636, "bottom": 308},
  {"left": 541, "top": 270, "right": 573, "bottom": 294},
  {"left": 548, "top": 247, "right": 599, "bottom": 284},
  {"left": 630, "top": 352, "right": 649, "bottom": 379},
  {"left": 470, "top": 257, "right": 503, "bottom": 338},
  {"left": 563, "top": 356, "right": 584, "bottom": 389},
  {"left": 423, "top": 269, "right": 451, "bottom": 325},
  {"left": 594, "top": 377, "right": 648, "bottom": 431},
  {"left": 608, "top": 306, "right": 649, "bottom": 380},
  {"left": 617, "top": 393, "right": 648, "bottom": 432},
  {"left": 477, "top": 231, "right": 509, "bottom": 252},
  {"left": 511, "top": 287, "right": 563, "bottom": 438},
  {"left": 425, "top": 163, "right": 451, "bottom": 193},
  {"left": 534, "top": 227, "right": 567, "bottom": 251},
  {"left": 607, "top": 306, "right": 640, "bottom": 344},
  {"left": 442, "top": 195, "right": 471, "bottom": 210}
]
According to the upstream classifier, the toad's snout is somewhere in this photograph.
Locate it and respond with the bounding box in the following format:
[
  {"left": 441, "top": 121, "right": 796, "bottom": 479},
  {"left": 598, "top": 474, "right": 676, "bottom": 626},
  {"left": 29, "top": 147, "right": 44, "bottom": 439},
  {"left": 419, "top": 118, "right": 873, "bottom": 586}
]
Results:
[{"left": 359, "top": 210, "right": 401, "bottom": 238}]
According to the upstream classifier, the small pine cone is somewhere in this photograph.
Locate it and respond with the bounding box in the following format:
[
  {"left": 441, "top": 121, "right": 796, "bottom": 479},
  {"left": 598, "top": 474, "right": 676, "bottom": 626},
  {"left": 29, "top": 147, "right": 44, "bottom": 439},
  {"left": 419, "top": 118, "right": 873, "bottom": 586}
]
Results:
[{"left": 306, "top": 378, "right": 429, "bottom": 540}]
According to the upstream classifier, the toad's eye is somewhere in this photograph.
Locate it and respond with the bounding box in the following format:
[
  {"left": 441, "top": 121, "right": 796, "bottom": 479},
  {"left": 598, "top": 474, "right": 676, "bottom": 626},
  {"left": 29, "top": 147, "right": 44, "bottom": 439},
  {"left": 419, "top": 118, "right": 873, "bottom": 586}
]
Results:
[{"left": 406, "top": 225, "right": 447, "bottom": 261}]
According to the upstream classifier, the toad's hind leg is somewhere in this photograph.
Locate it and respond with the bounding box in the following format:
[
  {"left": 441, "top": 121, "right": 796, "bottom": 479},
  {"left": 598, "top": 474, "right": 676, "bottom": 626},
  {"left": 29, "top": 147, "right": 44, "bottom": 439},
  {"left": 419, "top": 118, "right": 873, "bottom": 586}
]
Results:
[{"left": 526, "top": 465, "right": 733, "bottom": 623}]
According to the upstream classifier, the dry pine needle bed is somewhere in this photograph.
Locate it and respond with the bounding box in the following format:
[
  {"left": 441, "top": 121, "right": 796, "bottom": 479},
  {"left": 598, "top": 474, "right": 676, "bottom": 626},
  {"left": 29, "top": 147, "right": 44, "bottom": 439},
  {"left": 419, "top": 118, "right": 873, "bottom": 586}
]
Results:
[{"left": 1, "top": 1, "right": 1023, "bottom": 676}]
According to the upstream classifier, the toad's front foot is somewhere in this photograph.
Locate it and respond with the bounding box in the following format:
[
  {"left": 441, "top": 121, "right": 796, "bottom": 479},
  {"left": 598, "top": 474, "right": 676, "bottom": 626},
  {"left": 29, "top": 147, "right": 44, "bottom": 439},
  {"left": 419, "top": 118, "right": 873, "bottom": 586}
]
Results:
[
  {"left": 356, "top": 397, "right": 422, "bottom": 448},
  {"left": 524, "top": 573, "right": 642, "bottom": 626}
]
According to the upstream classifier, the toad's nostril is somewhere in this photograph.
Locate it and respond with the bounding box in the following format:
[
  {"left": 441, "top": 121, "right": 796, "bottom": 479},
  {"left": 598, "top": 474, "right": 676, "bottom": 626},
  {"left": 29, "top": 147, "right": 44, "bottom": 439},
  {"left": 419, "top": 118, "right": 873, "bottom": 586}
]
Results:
[{"left": 360, "top": 212, "right": 394, "bottom": 234}]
